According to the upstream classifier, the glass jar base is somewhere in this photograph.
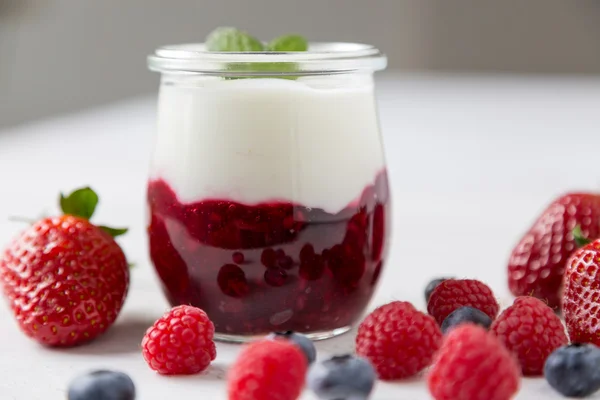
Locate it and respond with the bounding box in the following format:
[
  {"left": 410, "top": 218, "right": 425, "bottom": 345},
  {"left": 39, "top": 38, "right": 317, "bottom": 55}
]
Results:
[{"left": 214, "top": 325, "right": 352, "bottom": 344}]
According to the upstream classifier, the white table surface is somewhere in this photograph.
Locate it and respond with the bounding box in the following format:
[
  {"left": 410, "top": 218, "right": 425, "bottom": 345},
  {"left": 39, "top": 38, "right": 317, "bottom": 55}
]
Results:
[{"left": 1, "top": 73, "right": 599, "bottom": 399}]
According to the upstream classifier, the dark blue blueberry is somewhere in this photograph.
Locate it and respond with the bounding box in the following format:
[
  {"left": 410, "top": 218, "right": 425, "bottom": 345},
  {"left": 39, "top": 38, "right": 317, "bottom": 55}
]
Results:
[
  {"left": 267, "top": 331, "right": 316, "bottom": 364},
  {"left": 307, "top": 354, "right": 376, "bottom": 400},
  {"left": 425, "top": 277, "right": 453, "bottom": 303},
  {"left": 68, "top": 370, "right": 135, "bottom": 400},
  {"left": 544, "top": 343, "right": 600, "bottom": 398},
  {"left": 441, "top": 306, "right": 493, "bottom": 334}
]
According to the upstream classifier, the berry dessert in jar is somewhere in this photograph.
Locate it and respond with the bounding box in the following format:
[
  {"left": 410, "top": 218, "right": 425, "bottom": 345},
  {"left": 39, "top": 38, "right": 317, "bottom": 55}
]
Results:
[{"left": 146, "top": 28, "right": 390, "bottom": 341}]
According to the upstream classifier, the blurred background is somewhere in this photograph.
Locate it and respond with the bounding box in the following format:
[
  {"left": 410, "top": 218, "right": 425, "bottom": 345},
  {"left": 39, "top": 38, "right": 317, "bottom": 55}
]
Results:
[{"left": 1, "top": 0, "right": 599, "bottom": 129}]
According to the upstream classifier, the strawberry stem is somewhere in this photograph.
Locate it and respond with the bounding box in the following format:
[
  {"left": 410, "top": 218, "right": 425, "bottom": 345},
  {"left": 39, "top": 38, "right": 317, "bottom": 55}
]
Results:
[
  {"left": 59, "top": 186, "right": 133, "bottom": 264},
  {"left": 60, "top": 187, "right": 128, "bottom": 238}
]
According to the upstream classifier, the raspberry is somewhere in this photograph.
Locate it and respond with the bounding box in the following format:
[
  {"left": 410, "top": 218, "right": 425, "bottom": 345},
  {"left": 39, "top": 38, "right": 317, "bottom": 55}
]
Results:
[
  {"left": 355, "top": 301, "right": 442, "bottom": 380},
  {"left": 427, "top": 279, "right": 499, "bottom": 325},
  {"left": 227, "top": 339, "right": 307, "bottom": 400},
  {"left": 217, "top": 264, "right": 250, "bottom": 297},
  {"left": 264, "top": 268, "right": 287, "bottom": 287},
  {"left": 491, "top": 296, "right": 568, "bottom": 376},
  {"left": 141, "top": 305, "right": 216, "bottom": 375},
  {"left": 278, "top": 255, "right": 294, "bottom": 269},
  {"left": 261, "top": 248, "right": 277, "bottom": 268},
  {"left": 427, "top": 324, "right": 521, "bottom": 400},
  {"left": 232, "top": 251, "right": 245, "bottom": 264},
  {"left": 425, "top": 277, "right": 453, "bottom": 303}
]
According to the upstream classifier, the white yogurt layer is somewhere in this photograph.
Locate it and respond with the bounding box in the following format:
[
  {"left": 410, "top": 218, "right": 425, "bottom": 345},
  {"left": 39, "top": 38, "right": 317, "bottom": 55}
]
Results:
[{"left": 150, "top": 75, "right": 386, "bottom": 213}]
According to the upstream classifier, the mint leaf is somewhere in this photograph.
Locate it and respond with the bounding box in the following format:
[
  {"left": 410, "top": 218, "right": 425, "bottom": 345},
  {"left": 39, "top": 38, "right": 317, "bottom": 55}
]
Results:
[
  {"left": 60, "top": 187, "right": 98, "bottom": 219},
  {"left": 267, "top": 34, "right": 308, "bottom": 52},
  {"left": 98, "top": 226, "right": 128, "bottom": 238},
  {"left": 573, "top": 225, "right": 592, "bottom": 248},
  {"left": 205, "top": 28, "right": 308, "bottom": 79},
  {"left": 206, "top": 27, "right": 264, "bottom": 52}
]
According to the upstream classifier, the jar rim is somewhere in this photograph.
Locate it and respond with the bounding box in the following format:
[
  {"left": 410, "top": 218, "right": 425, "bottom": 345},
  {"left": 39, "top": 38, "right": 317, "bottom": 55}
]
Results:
[{"left": 148, "top": 42, "right": 387, "bottom": 75}]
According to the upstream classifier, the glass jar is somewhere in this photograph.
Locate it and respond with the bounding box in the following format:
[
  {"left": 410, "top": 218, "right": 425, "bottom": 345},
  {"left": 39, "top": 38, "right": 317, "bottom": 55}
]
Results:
[{"left": 146, "top": 43, "right": 390, "bottom": 342}]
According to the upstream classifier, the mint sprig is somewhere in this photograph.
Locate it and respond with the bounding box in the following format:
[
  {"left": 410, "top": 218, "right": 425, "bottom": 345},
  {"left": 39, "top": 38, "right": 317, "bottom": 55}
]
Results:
[
  {"left": 204, "top": 27, "right": 308, "bottom": 79},
  {"left": 205, "top": 27, "right": 309, "bottom": 53},
  {"left": 206, "top": 27, "right": 264, "bottom": 52}
]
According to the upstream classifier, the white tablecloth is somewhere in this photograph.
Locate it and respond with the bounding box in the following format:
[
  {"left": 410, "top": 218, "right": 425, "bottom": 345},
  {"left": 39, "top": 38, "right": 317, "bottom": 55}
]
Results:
[{"left": 1, "top": 73, "right": 599, "bottom": 399}]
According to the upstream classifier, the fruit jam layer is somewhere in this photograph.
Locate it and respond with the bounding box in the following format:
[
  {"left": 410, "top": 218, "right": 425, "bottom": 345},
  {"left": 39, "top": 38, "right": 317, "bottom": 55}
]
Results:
[{"left": 147, "top": 171, "right": 390, "bottom": 335}]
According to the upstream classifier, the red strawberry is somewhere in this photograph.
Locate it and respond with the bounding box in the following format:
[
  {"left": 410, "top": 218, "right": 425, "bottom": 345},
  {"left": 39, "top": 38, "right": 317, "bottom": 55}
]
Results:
[
  {"left": 563, "top": 238, "right": 600, "bottom": 344},
  {"left": 0, "top": 187, "right": 130, "bottom": 347},
  {"left": 508, "top": 193, "right": 600, "bottom": 309}
]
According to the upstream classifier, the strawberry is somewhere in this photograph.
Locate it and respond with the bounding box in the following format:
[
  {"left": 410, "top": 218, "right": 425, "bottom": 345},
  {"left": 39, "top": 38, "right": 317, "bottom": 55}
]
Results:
[
  {"left": 508, "top": 193, "right": 600, "bottom": 309},
  {"left": 563, "top": 237, "right": 600, "bottom": 344},
  {"left": 0, "top": 187, "right": 130, "bottom": 347}
]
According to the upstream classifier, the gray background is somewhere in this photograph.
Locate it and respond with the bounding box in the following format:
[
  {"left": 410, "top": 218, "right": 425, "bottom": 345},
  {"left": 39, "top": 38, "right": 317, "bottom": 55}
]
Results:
[{"left": 1, "top": 0, "right": 599, "bottom": 129}]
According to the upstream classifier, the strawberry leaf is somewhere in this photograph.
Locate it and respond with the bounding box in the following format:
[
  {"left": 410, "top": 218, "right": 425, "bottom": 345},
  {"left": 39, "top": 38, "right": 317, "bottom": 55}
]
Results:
[
  {"left": 573, "top": 225, "right": 592, "bottom": 248},
  {"left": 99, "top": 226, "right": 128, "bottom": 238},
  {"left": 60, "top": 187, "right": 99, "bottom": 219}
]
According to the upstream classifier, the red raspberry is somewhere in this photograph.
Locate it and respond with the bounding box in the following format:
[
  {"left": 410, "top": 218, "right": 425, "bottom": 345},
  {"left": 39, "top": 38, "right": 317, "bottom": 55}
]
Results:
[
  {"left": 141, "top": 305, "right": 216, "bottom": 375},
  {"left": 355, "top": 301, "right": 442, "bottom": 380},
  {"left": 490, "top": 296, "right": 567, "bottom": 376},
  {"left": 427, "top": 324, "right": 521, "bottom": 400},
  {"left": 427, "top": 279, "right": 499, "bottom": 325},
  {"left": 227, "top": 339, "right": 307, "bottom": 400}
]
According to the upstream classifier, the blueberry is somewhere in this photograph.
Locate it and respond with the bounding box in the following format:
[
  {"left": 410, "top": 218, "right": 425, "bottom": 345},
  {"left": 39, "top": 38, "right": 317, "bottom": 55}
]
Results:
[
  {"left": 441, "top": 306, "right": 492, "bottom": 334},
  {"left": 267, "top": 331, "right": 316, "bottom": 364},
  {"left": 307, "top": 354, "right": 376, "bottom": 400},
  {"left": 68, "top": 370, "right": 135, "bottom": 400},
  {"left": 425, "top": 277, "right": 452, "bottom": 303},
  {"left": 544, "top": 343, "right": 600, "bottom": 398}
]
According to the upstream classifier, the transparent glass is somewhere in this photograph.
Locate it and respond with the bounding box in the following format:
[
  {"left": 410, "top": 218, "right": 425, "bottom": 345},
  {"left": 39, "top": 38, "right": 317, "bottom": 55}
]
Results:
[{"left": 146, "top": 43, "right": 391, "bottom": 341}]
